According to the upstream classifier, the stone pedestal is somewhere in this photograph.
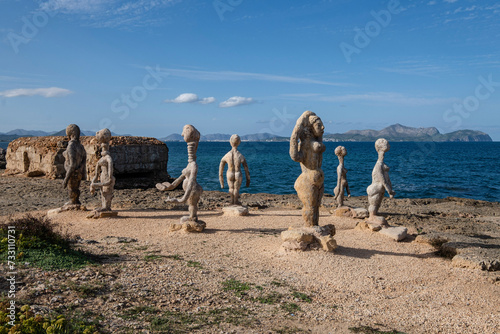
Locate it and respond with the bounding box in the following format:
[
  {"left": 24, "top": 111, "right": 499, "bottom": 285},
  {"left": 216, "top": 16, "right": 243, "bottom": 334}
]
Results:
[
  {"left": 356, "top": 220, "right": 408, "bottom": 241},
  {"left": 332, "top": 206, "right": 369, "bottom": 219},
  {"left": 170, "top": 217, "right": 206, "bottom": 233},
  {"left": 222, "top": 205, "right": 249, "bottom": 216},
  {"left": 87, "top": 211, "right": 118, "bottom": 219},
  {"left": 47, "top": 204, "right": 87, "bottom": 218},
  {"left": 281, "top": 224, "right": 337, "bottom": 252}
]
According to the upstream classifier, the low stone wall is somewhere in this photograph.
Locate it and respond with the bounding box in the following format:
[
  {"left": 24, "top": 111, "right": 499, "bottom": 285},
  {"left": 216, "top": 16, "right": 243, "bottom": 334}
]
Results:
[{"left": 4, "top": 136, "right": 169, "bottom": 185}]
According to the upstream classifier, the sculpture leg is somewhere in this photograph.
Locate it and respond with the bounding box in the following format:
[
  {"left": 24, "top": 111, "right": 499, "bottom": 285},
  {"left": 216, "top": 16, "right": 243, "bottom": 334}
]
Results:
[
  {"left": 367, "top": 184, "right": 384, "bottom": 218},
  {"left": 67, "top": 175, "right": 82, "bottom": 205},
  {"left": 101, "top": 186, "right": 113, "bottom": 211},
  {"left": 188, "top": 186, "right": 202, "bottom": 221},
  {"left": 234, "top": 174, "right": 243, "bottom": 205}
]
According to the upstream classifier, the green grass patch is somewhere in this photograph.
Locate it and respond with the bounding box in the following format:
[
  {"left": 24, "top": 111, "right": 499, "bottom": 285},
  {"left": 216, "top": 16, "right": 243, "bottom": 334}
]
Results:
[
  {"left": 0, "top": 302, "right": 100, "bottom": 333},
  {"left": 254, "top": 292, "right": 283, "bottom": 305},
  {"left": 281, "top": 303, "right": 301, "bottom": 314},
  {"left": 65, "top": 281, "right": 106, "bottom": 298},
  {"left": 166, "top": 254, "right": 183, "bottom": 260},
  {"left": 120, "top": 306, "right": 160, "bottom": 320},
  {"left": 291, "top": 291, "right": 312, "bottom": 303},
  {"left": 149, "top": 307, "right": 254, "bottom": 332},
  {"left": 186, "top": 260, "right": 203, "bottom": 269},
  {"left": 348, "top": 326, "right": 407, "bottom": 334},
  {"left": 0, "top": 215, "right": 97, "bottom": 271},
  {"left": 221, "top": 279, "right": 251, "bottom": 297},
  {"left": 143, "top": 254, "right": 166, "bottom": 262},
  {"left": 273, "top": 326, "right": 305, "bottom": 334}
]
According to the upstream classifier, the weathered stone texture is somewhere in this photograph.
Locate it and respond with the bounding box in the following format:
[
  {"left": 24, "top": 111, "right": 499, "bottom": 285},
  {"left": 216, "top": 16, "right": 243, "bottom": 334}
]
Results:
[
  {"left": 0, "top": 148, "right": 6, "bottom": 169},
  {"left": 4, "top": 136, "right": 168, "bottom": 183}
]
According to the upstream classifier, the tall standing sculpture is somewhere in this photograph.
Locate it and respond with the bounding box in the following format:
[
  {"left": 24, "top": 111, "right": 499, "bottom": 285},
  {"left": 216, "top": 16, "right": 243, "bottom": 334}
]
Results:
[
  {"left": 88, "top": 128, "right": 117, "bottom": 218},
  {"left": 62, "top": 124, "right": 87, "bottom": 209},
  {"left": 219, "top": 134, "right": 251, "bottom": 216},
  {"left": 156, "top": 125, "right": 205, "bottom": 232},
  {"left": 281, "top": 111, "right": 337, "bottom": 252},
  {"left": 333, "top": 145, "right": 350, "bottom": 208},
  {"left": 366, "top": 138, "right": 395, "bottom": 227}
]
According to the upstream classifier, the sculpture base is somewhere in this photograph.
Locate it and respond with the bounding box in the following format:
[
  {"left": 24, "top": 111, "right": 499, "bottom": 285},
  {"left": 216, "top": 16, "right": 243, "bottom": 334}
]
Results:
[
  {"left": 222, "top": 205, "right": 249, "bottom": 216},
  {"left": 332, "top": 206, "right": 369, "bottom": 219},
  {"left": 356, "top": 220, "right": 408, "bottom": 242},
  {"left": 281, "top": 225, "right": 337, "bottom": 252},
  {"left": 170, "top": 216, "right": 206, "bottom": 233},
  {"left": 47, "top": 204, "right": 87, "bottom": 218},
  {"left": 87, "top": 210, "right": 118, "bottom": 219}
]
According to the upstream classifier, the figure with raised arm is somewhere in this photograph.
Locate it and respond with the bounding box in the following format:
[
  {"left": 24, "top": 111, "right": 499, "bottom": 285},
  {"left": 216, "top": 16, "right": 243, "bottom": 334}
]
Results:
[
  {"left": 88, "top": 128, "right": 117, "bottom": 218},
  {"left": 333, "top": 145, "right": 351, "bottom": 208},
  {"left": 156, "top": 125, "right": 205, "bottom": 232},
  {"left": 219, "top": 134, "right": 250, "bottom": 214},
  {"left": 281, "top": 111, "right": 337, "bottom": 252},
  {"left": 62, "top": 124, "right": 87, "bottom": 208},
  {"left": 366, "top": 138, "right": 395, "bottom": 228}
]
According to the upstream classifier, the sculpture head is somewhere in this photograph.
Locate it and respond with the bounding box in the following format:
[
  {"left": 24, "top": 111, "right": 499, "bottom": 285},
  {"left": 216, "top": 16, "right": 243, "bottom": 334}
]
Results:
[
  {"left": 298, "top": 111, "right": 324, "bottom": 140},
  {"left": 181, "top": 124, "right": 200, "bottom": 143},
  {"left": 96, "top": 128, "right": 112, "bottom": 145},
  {"left": 230, "top": 134, "right": 241, "bottom": 148},
  {"left": 66, "top": 124, "right": 81, "bottom": 141},
  {"left": 375, "top": 138, "right": 390, "bottom": 153},
  {"left": 335, "top": 145, "right": 347, "bottom": 158},
  {"left": 310, "top": 115, "right": 325, "bottom": 138}
]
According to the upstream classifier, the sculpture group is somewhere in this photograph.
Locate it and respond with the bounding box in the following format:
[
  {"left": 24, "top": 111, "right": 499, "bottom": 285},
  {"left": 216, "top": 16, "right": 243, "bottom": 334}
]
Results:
[{"left": 54, "top": 110, "right": 407, "bottom": 247}]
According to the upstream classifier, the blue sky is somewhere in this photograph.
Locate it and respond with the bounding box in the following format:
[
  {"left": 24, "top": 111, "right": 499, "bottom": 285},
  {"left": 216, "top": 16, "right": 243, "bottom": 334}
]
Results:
[{"left": 0, "top": 0, "right": 499, "bottom": 140}]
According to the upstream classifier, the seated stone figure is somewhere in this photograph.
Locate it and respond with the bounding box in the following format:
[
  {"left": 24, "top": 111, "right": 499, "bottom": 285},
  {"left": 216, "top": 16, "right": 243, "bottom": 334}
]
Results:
[
  {"left": 62, "top": 124, "right": 86, "bottom": 208},
  {"left": 156, "top": 125, "right": 205, "bottom": 232}
]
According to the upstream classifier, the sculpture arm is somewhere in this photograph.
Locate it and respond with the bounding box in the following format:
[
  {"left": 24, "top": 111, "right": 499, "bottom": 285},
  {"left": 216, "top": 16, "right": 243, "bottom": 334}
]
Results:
[
  {"left": 219, "top": 159, "right": 226, "bottom": 188},
  {"left": 177, "top": 168, "right": 197, "bottom": 203},
  {"left": 101, "top": 158, "right": 114, "bottom": 187},
  {"left": 243, "top": 159, "right": 250, "bottom": 187},
  {"left": 289, "top": 128, "right": 303, "bottom": 162},
  {"left": 63, "top": 146, "right": 76, "bottom": 188}
]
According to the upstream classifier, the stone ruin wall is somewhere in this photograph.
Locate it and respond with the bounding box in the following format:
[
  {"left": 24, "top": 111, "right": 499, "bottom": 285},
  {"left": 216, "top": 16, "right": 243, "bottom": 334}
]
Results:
[{"left": 4, "top": 136, "right": 169, "bottom": 184}]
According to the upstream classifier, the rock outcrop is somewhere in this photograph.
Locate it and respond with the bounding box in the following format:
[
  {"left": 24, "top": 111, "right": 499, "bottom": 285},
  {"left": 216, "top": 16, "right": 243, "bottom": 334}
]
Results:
[{"left": 4, "top": 136, "right": 169, "bottom": 187}]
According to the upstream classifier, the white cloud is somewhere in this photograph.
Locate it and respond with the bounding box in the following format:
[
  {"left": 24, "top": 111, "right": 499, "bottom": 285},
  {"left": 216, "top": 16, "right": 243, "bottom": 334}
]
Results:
[
  {"left": 39, "top": 0, "right": 180, "bottom": 28},
  {"left": 159, "top": 68, "right": 351, "bottom": 87},
  {"left": 164, "top": 93, "right": 215, "bottom": 104},
  {"left": 219, "top": 96, "right": 255, "bottom": 108},
  {"left": 427, "top": 1, "right": 437, "bottom": 5},
  {"left": 443, "top": 0, "right": 458, "bottom": 3},
  {"left": 0, "top": 87, "right": 73, "bottom": 98}
]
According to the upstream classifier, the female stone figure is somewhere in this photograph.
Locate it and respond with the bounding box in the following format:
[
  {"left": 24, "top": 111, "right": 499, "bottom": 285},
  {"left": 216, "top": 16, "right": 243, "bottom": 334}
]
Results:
[
  {"left": 289, "top": 110, "right": 326, "bottom": 227},
  {"left": 63, "top": 124, "right": 86, "bottom": 207},
  {"left": 366, "top": 138, "right": 395, "bottom": 226},
  {"left": 333, "top": 146, "right": 350, "bottom": 208},
  {"left": 156, "top": 125, "right": 204, "bottom": 231},
  {"left": 89, "top": 128, "right": 116, "bottom": 214},
  {"left": 219, "top": 134, "right": 250, "bottom": 205}
]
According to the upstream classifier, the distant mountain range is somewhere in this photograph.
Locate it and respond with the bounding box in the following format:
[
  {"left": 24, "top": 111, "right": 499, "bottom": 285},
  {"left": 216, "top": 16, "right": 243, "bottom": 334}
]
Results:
[
  {"left": 323, "top": 124, "right": 492, "bottom": 142},
  {"left": 0, "top": 129, "right": 127, "bottom": 142},
  {"left": 0, "top": 125, "right": 493, "bottom": 143}
]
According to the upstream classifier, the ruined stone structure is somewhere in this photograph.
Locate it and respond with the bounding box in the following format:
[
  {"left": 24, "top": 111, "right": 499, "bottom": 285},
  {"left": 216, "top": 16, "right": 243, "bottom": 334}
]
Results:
[{"left": 4, "top": 136, "right": 169, "bottom": 185}]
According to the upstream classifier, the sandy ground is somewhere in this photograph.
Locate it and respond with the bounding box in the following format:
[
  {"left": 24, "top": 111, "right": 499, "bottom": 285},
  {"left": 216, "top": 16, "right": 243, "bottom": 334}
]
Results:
[{"left": 4, "top": 207, "right": 499, "bottom": 334}]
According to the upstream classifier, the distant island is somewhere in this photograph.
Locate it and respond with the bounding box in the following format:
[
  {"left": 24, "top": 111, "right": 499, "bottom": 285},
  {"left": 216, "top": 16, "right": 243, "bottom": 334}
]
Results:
[
  {"left": 162, "top": 124, "right": 493, "bottom": 142},
  {"left": 0, "top": 124, "right": 493, "bottom": 143}
]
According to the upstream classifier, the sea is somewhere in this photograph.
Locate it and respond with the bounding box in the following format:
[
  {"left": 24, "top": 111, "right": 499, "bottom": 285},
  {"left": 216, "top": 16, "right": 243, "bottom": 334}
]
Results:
[{"left": 1, "top": 141, "right": 499, "bottom": 202}]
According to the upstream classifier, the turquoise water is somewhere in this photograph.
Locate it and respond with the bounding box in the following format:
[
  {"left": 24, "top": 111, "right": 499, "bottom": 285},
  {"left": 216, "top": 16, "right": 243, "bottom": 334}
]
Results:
[{"left": 2, "top": 141, "right": 499, "bottom": 201}]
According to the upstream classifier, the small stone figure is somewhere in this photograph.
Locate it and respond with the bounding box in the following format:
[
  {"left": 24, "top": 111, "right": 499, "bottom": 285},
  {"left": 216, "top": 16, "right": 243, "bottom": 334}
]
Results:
[
  {"left": 156, "top": 125, "right": 205, "bottom": 232},
  {"left": 219, "top": 135, "right": 250, "bottom": 216},
  {"left": 366, "top": 138, "right": 395, "bottom": 227},
  {"left": 357, "top": 138, "right": 407, "bottom": 241},
  {"left": 62, "top": 124, "right": 87, "bottom": 208},
  {"left": 88, "top": 128, "right": 117, "bottom": 219},
  {"left": 333, "top": 146, "right": 350, "bottom": 208},
  {"left": 282, "top": 111, "right": 336, "bottom": 252}
]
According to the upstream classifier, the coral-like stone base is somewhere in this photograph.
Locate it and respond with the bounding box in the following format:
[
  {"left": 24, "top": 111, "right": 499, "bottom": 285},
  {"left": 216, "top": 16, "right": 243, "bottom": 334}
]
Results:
[{"left": 281, "top": 225, "right": 337, "bottom": 252}]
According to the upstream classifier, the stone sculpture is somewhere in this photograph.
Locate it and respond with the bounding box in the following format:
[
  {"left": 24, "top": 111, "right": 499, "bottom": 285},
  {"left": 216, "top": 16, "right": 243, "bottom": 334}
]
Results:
[
  {"left": 88, "top": 128, "right": 117, "bottom": 219},
  {"left": 357, "top": 138, "right": 407, "bottom": 241},
  {"left": 62, "top": 124, "right": 87, "bottom": 209},
  {"left": 219, "top": 134, "right": 250, "bottom": 216},
  {"left": 156, "top": 125, "right": 205, "bottom": 232},
  {"left": 333, "top": 145, "right": 350, "bottom": 208},
  {"left": 282, "top": 111, "right": 337, "bottom": 252}
]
